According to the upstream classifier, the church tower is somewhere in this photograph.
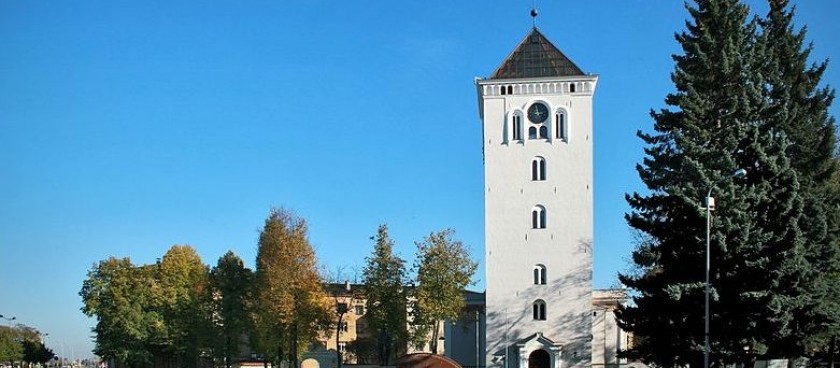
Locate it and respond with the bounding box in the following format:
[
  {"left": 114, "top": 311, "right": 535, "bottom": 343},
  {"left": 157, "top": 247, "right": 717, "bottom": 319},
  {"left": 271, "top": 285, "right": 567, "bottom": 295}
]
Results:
[{"left": 476, "top": 26, "right": 597, "bottom": 368}]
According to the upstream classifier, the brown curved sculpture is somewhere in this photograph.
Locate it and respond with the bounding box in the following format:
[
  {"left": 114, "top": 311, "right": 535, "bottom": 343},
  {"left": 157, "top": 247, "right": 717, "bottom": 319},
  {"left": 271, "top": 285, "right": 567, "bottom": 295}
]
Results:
[{"left": 396, "top": 353, "right": 463, "bottom": 368}]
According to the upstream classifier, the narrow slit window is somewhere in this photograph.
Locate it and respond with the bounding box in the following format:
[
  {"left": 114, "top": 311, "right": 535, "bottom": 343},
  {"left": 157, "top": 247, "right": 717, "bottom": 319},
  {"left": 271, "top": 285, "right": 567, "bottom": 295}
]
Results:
[
  {"left": 533, "top": 300, "right": 546, "bottom": 320},
  {"left": 539, "top": 159, "right": 546, "bottom": 180},
  {"left": 556, "top": 113, "right": 566, "bottom": 140},
  {"left": 532, "top": 206, "right": 546, "bottom": 229},
  {"left": 531, "top": 157, "right": 546, "bottom": 181},
  {"left": 533, "top": 265, "right": 546, "bottom": 285},
  {"left": 513, "top": 115, "right": 522, "bottom": 141}
]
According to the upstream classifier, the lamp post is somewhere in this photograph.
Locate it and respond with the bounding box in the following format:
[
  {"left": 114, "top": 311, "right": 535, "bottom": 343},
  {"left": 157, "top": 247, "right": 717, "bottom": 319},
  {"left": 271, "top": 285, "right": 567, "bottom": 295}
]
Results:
[
  {"left": 0, "top": 314, "right": 15, "bottom": 328},
  {"left": 336, "top": 281, "right": 351, "bottom": 368},
  {"left": 704, "top": 168, "right": 747, "bottom": 368}
]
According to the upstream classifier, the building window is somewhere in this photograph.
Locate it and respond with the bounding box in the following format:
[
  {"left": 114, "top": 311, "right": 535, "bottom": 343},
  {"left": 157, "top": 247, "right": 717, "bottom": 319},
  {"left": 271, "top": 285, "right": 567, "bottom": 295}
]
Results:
[
  {"left": 556, "top": 111, "right": 566, "bottom": 140},
  {"left": 508, "top": 85, "right": 513, "bottom": 95},
  {"left": 533, "top": 265, "right": 546, "bottom": 285},
  {"left": 533, "top": 300, "right": 546, "bottom": 320},
  {"left": 340, "top": 321, "right": 349, "bottom": 332},
  {"left": 354, "top": 305, "right": 365, "bottom": 315},
  {"left": 532, "top": 205, "right": 546, "bottom": 229},
  {"left": 338, "top": 342, "right": 347, "bottom": 353},
  {"left": 539, "top": 125, "right": 548, "bottom": 139},
  {"left": 570, "top": 83, "right": 576, "bottom": 93},
  {"left": 529, "top": 126, "right": 537, "bottom": 139},
  {"left": 512, "top": 114, "right": 523, "bottom": 141},
  {"left": 531, "top": 157, "right": 546, "bottom": 181}
]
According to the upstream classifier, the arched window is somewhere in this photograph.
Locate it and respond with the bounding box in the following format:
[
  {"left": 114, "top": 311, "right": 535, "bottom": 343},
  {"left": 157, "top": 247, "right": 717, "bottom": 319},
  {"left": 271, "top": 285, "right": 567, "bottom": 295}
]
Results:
[
  {"left": 532, "top": 205, "right": 546, "bottom": 229},
  {"left": 570, "top": 83, "right": 576, "bottom": 93},
  {"left": 512, "top": 114, "right": 523, "bottom": 141},
  {"left": 508, "top": 85, "right": 513, "bottom": 95},
  {"left": 533, "top": 265, "right": 546, "bottom": 285},
  {"left": 533, "top": 300, "right": 546, "bottom": 320},
  {"left": 531, "top": 157, "right": 546, "bottom": 181},
  {"left": 539, "top": 125, "right": 548, "bottom": 139},
  {"left": 528, "top": 126, "right": 537, "bottom": 139},
  {"left": 555, "top": 111, "right": 567, "bottom": 141}
]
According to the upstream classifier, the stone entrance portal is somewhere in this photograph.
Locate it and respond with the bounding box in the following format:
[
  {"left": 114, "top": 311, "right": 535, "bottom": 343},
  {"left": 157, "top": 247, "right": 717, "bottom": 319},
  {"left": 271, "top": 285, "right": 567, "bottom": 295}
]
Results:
[{"left": 528, "top": 349, "right": 550, "bottom": 368}]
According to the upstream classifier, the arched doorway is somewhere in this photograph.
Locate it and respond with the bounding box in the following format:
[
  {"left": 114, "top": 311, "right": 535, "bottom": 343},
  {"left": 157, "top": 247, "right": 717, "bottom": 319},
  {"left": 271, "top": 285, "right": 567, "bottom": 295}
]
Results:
[{"left": 528, "top": 349, "right": 551, "bottom": 368}]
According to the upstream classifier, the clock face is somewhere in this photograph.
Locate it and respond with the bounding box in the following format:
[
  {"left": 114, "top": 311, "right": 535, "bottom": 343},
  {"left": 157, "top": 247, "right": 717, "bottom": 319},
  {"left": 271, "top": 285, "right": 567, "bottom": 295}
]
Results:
[{"left": 528, "top": 103, "right": 549, "bottom": 123}]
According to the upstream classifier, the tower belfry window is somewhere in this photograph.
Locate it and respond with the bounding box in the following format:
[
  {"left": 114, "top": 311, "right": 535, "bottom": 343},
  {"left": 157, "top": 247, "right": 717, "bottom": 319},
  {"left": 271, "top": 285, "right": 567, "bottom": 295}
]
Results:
[
  {"left": 556, "top": 111, "right": 567, "bottom": 140},
  {"left": 512, "top": 114, "right": 523, "bottom": 141}
]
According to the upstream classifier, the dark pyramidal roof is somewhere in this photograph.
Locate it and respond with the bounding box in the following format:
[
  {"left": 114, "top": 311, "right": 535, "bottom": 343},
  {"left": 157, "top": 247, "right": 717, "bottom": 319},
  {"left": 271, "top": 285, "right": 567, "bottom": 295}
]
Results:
[{"left": 490, "top": 27, "right": 584, "bottom": 79}]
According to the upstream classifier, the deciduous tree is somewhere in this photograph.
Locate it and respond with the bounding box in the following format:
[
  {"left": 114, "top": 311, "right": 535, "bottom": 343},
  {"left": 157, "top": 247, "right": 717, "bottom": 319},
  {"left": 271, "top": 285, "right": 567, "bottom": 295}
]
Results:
[
  {"left": 252, "top": 208, "right": 331, "bottom": 368},
  {"left": 413, "top": 229, "right": 477, "bottom": 354},
  {"left": 80, "top": 257, "right": 160, "bottom": 367},
  {"left": 0, "top": 326, "right": 23, "bottom": 365},
  {"left": 157, "top": 245, "right": 212, "bottom": 367}
]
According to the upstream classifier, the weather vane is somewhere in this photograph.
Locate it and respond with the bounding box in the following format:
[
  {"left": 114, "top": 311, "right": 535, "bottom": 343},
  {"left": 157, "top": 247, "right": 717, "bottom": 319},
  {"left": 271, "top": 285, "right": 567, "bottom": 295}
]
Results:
[{"left": 531, "top": 0, "right": 538, "bottom": 27}]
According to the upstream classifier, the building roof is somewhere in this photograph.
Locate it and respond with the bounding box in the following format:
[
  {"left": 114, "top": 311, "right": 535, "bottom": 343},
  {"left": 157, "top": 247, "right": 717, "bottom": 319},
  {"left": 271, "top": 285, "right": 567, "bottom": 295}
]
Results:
[{"left": 490, "top": 27, "right": 584, "bottom": 79}]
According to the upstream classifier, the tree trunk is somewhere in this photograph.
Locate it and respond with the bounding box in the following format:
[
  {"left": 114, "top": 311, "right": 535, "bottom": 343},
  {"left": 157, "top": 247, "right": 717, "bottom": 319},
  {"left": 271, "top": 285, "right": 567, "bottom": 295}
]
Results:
[
  {"left": 292, "top": 322, "right": 299, "bottom": 368},
  {"left": 431, "top": 320, "right": 441, "bottom": 354}
]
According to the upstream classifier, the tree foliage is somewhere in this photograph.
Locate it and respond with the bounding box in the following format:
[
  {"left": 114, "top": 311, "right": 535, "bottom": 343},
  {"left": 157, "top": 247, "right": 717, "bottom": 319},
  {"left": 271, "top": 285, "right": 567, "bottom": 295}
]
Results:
[
  {"left": 362, "top": 224, "right": 408, "bottom": 365},
  {"left": 252, "top": 208, "right": 331, "bottom": 368},
  {"left": 617, "top": 0, "right": 837, "bottom": 366},
  {"left": 80, "top": 257, "right": 160, "bottom": 367},
  {"left": 413, "top": 229, "right": 477, "bottom": 354},
  {"left": 80, "top": 246, "right": 213, "bottom": 368},
  {"left": 157, "top": 245, "right": 212, "bottom": 366},
  {"left": 758, "top": 0, "right": 840, "bottom": 357},
  {"left": 0, "top": 326, "right": 24, "bottom": 364},
  {"left": 22, "top": 338, "right": 56, "bottom": 365},
  {"left": 209, "top": 250, "right": 254, "bottom": 368}
]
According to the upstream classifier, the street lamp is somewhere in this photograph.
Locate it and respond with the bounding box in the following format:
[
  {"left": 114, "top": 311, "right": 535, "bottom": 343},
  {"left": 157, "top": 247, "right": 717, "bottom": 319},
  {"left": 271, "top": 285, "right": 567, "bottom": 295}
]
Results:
[
  {"left": 704, "top": 168, "right": 747, "bottom": 368},
  {"left": 0, "top": 314, "right": 15, "bottom": 327},
  {"left": 336, "top": 281, "right": 352, "bottom": 368}
]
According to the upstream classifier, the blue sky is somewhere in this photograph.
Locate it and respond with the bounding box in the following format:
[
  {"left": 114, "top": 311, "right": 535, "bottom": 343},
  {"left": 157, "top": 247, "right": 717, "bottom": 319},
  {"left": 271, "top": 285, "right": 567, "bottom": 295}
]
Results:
[{"left": 1, "top": 0, "right": 838, "bottom": 360}]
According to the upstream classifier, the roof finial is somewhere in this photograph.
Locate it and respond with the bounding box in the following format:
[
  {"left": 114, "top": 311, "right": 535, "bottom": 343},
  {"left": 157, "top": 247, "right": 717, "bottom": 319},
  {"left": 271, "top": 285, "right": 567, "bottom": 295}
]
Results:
[{"left": 530, "top": 0, "right": 538, "bottom": 28}]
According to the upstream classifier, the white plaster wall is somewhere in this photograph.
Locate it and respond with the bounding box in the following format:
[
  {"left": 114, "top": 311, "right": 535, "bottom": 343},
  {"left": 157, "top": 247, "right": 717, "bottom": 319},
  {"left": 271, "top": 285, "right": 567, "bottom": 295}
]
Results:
[{"left": 479, "top": 76, "right": 598, "bottom": 368}]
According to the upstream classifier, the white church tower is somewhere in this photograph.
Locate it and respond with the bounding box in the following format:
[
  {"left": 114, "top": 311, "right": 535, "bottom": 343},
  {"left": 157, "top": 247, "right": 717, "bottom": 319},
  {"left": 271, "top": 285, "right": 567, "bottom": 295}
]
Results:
[{"left": 476, "top": 25, "right": 598, "bottom": 368}]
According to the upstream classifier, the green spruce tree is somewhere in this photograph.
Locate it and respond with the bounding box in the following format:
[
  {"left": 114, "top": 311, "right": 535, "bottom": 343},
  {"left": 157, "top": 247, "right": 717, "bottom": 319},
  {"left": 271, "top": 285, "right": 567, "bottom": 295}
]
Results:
[
  {"left": 758, "top": 0, "right": 840, "bottom": 359},
  {"left": 362, "top": 224, "right": 408, "bottom": 365},
  {"left": 616, "top": 0, "right": 814, "bottom": 365},
  {"left": 209, "top": 251, "right": 254, "bottom": 368}
]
